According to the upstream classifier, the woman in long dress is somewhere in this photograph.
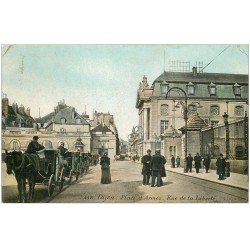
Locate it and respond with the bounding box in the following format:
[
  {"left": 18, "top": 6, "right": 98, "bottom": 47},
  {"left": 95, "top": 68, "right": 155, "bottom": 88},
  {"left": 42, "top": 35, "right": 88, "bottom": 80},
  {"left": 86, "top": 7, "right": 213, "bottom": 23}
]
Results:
[{"left": 100, "top": 152, "right": 111, "bottom": 184}]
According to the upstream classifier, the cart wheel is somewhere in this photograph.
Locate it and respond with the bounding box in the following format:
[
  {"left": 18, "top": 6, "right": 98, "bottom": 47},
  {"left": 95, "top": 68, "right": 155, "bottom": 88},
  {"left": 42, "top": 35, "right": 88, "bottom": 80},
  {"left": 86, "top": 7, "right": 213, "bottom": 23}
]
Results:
[
  {"left": 59, "top": 167, "right": 65, "bottom": 192},
  {"left": 68, "top": 169, "right": 73, "bottom": 184},
  {"left": 48, "top": 174, "right": 56, "bottom": 197}
]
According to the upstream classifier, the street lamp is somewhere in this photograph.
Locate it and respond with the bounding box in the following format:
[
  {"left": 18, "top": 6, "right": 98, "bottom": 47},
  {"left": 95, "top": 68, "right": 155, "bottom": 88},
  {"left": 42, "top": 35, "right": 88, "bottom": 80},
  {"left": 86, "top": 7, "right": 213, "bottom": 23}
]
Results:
[
  {"left": 222, "top": 112, "right": 230, "bottom": 159},
  {"left": 166, "top": 87, "right": 188, "bottom": 173}
]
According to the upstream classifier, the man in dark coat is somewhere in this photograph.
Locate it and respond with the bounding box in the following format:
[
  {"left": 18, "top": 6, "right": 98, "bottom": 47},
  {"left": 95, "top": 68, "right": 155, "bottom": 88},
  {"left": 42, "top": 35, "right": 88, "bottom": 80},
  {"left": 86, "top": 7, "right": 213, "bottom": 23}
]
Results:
[
  {"left": 26, "top": 136, "right": 45, "bottom": 154},
  {"left": 150, "top": 149, "right": 166, "bottom": 187},
  {"left": 141, "top": 149, "right": 152, "bottom": 185},
  {"left": 171, "top": 155, "right": 175, "bottom": 168},
  {"left": 216, "top": 153, "right": 226, "bottom": 180},
  {"left": 203, "top": 154, "right": 211, "bottom": 173},
  {"left": 57, "top": 142, "right": 68, "bottom": 157},
  {"left": 194, "top": 153, "right": 202, "bottom": 173},
  {"left": 186, "top": 153, "right": 193, "bottom": 172}
]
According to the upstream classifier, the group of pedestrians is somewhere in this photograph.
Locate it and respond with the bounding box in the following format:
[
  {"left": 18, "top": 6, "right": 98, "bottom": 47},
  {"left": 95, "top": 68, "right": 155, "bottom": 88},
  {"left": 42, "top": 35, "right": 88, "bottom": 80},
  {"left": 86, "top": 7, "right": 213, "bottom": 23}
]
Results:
[
  {"left": 186, "top": 153, "right": 207, "bottom": 173},
  {"left": 170, "top": 155, "right": 180, "bottom": 168},
  {"left": 186, "top": 152, "right": 228, "bottom": 180},
  {"left": 141, "top": 149, "right": 167, "bottom": 187}
]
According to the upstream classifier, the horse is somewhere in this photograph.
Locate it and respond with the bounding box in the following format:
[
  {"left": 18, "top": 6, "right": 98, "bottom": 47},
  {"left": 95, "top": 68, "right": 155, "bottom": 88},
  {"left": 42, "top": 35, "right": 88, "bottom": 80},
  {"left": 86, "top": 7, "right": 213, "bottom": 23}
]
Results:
[{"left": 4, "top": 150, "right": 37, "bottom": 203}]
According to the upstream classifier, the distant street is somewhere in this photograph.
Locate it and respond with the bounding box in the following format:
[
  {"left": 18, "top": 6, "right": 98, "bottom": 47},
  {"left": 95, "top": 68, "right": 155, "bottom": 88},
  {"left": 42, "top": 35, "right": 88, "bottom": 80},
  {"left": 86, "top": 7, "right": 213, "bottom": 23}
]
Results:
[{"left": 2, "top": 160, "right": 247, "bottom": 203}]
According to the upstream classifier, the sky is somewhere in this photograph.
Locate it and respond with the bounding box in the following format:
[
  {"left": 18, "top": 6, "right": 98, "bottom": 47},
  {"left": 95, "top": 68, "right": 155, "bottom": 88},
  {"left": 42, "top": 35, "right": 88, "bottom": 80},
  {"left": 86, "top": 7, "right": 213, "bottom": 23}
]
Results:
[{"left": 1, "top": 44, "right": 249, "bottom": 140}]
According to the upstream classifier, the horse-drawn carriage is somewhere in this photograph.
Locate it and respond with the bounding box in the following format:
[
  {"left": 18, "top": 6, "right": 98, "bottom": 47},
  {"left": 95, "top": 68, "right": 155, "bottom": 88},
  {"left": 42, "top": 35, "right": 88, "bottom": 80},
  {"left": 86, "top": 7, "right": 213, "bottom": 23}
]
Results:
[{"left": 4, "top": 147, "right": 94, "bottom": 202}]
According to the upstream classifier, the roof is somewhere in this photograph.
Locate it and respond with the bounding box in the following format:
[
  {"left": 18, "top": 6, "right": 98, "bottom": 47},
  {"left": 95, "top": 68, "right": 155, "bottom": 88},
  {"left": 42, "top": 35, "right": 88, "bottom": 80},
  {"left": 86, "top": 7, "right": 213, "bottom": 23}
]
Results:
[
  {"left": 36, "top": 107, "right": 90, "bottom": 125},
  {"left": 179, "top": 114, "right": 208, "bottom": 132},
  {"left": 3, "top": 105, "right": 34, "bottom": 127},
  {"left": 91, "top": 123, "right": 114, "bottom": 133},
  {"left": 35, "top": 112, "right": 54, "bottom": 123},
  {"left": 54, "top": 107, "right": 89, "bottom": 125},
  {"left": 153, "top": 71, "right": 248, "bottom": 85},
  {"left": 151, "top": 71, "right": 248, "bottom": 100}
]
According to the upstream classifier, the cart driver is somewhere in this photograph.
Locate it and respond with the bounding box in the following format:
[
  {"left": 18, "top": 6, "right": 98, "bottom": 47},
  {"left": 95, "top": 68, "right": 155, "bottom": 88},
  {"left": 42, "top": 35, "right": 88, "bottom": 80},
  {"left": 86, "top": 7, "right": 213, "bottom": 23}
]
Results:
[
  {"left": 57, "top": 142, "right": 68, "bottom": 158},
  {"left": 26, "top": 136, "right": 45, "bottom": 154}
]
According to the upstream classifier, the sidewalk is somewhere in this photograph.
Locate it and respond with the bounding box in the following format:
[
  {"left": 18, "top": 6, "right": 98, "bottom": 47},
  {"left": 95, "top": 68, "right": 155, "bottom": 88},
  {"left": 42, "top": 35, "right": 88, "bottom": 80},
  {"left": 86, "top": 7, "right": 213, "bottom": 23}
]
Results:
[{"left": 166, "top": 164, "right": 249, "bottom": 190}]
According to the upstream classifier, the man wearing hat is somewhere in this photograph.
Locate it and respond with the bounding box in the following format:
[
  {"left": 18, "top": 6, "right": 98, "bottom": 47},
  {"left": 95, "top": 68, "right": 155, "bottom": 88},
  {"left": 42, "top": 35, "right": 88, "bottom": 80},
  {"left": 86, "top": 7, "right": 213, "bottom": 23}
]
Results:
[
  {"left": 150, "top": 149, "right": 166, "bottom": 187},
  {"left": 216, "top": 153, "right": 226, "bottom": 180},
  {"left": 57, "top": 142, "right": 68, "bottom": 157},
  {"left": 26, "top": 136, "right": 45, "bottom": 154},
  {"left": 141, "top": 149, "right": 152, "bottom": 185}
]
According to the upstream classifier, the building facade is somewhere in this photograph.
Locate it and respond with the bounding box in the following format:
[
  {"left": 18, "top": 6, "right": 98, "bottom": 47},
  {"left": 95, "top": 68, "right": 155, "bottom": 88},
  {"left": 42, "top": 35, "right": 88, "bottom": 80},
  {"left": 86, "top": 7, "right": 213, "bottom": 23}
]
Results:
[
  {"left": 2, "top": 100, "right": 91, "bottom": 153},
  {"left": 90, "top": 123, "right": 116, "bottom": 159},
  {"left": 135, "top": 68, "right": 248, "bottom": 162}
]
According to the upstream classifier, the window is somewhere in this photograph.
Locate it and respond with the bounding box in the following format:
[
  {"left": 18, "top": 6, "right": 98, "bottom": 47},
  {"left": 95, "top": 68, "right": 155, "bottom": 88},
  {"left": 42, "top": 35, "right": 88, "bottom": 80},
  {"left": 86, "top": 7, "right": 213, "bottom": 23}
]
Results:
[
  {"left": 76, "top": 117, "right": 81, "bottom": 124},
  {"left": 235, "top": 106, "right": 244, "bottom": 116},
  {"left": 160, "top": 81, "right": 169, "bottom": 94},
  {"left": 187, "top": 82, "right": 195, "bottom": 95},
  {"left": 214, "top": 145, "right": 220, "bottom": 157},
  {"left": 160, "top": 104, "right": 169, "bottom": 115},
  {"left": 210, "top": 105, "right": 220, "bottom": 116},
  {"left": 10, "top": 140, "right": 20, "bottom": 150},
  {"left": 235, "top": 122, "right": 243, "bottom": 137},
  {"left": 235, "top": 145, "right": 244, "bottom": 159},
  {"left": 61, "top": 118, "right": 66, "bottom": 124},
  {"left": 76, "top": 128, "right": 81, "bottom": 133},
  {"left": 209, "top": 82, "right": 216, "bottom": 96},
  {"left": 233, "top": 83, "right": 241, "bottom": 97},
  {"left": 211, "top": 121, "right": 219, "bottom": 127},
  {"left": 160, "top": 120, "right": 169, "bottom": 134},
  {"left": 188, "top": 104, "right": 197, "bottom": 115}
]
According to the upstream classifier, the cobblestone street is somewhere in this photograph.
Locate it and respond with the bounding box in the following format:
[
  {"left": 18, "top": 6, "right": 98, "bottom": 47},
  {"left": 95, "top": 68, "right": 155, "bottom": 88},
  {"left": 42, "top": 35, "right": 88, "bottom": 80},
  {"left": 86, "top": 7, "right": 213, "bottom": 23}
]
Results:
[{"left": 49, "top": 160, "right": 247, "bottom": 203}]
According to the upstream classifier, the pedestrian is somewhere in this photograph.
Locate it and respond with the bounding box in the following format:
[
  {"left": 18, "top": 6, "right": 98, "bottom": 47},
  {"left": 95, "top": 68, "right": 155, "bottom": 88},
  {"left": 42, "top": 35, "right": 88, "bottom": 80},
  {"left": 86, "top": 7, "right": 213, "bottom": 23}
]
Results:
[
  {"left": 194, "top": 153, "right": 202, "bottom": 173},
  {"left": 171, "top": 155, "right": 175, "bottom": 168},
  {"left": 100, "top": 152, "right": 111, "bottom": 184},
  {"left": 26, "top": 136, "right": 45, "bottom": 154},
  {"left": 176, "top": 156, "right": 180, "bottom": 168},
  {"left": 150, "top": 149, "right": 166, "bottom": 187},
  {"left": 216, "top": 153, "right": 226, "bottom": 180},
  {"left": 141, "top": 149, "right": 152, "bottom": 185},
  {"left": 57, "top": 142, "right": 68, "bottom": 157},
  {"left": 186, "top": 153, "right": 193, "bottom": 172},
  {"left": 203, "top": 154, "right": 211, "bottom": 173}
]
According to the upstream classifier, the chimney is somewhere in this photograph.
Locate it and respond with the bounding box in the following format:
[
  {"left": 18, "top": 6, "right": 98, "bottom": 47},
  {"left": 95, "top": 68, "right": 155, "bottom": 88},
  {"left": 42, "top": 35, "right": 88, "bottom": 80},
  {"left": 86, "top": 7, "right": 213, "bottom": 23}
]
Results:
[
  {"left": 18, "top": 104, "right": 25, "bottom": 114},
  {"left": 72, "top": 107, "right": 75, "bottom": 119},
  {"left": 2, "top": 94, "right": 9, "bottom": 118},
  {"left": 192, "top": 66, "right": 197, "bottom": 76},
  {"left": 26, "top": 107, "right": 30, "bottom": 116},
  {"left": 12, "top": 102, "right": 18, "bottom": 113}
]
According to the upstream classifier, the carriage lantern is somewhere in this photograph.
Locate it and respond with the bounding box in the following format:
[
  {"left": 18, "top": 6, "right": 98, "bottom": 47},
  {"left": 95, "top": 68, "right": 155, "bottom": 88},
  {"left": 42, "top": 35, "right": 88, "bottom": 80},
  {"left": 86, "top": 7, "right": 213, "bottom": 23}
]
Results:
[{"left": 74, "top": 138, "right": 84, "bottom": 152}]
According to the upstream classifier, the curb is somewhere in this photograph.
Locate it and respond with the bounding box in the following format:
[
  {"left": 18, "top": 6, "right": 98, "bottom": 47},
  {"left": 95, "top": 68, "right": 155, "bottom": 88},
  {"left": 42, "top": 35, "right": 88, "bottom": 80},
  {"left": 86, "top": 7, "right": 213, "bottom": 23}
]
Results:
[{"left": 166, "top": 169, "right": 248, "bottom": 191}]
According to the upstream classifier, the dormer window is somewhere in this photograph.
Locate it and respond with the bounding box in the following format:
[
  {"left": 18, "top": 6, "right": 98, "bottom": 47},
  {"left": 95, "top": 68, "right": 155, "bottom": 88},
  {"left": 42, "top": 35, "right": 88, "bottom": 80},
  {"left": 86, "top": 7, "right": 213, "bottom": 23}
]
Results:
[
  {"left": 187, "top": 82, "right": 195, "bottom": 95},
  {"left": 76, "top": 117, "right": 81, "bottom": 124},
  {"left": 61, "top": 118, "right": 66, "bottom": 124},
  {"left": 233, "top": 83, "right": 241, "bottom": 97},
  {"left": 209, "top": 82, "right": 216, "bottom": 96},
  {"left": 160, "top": 81, "right": 169, "bottom": 94}
]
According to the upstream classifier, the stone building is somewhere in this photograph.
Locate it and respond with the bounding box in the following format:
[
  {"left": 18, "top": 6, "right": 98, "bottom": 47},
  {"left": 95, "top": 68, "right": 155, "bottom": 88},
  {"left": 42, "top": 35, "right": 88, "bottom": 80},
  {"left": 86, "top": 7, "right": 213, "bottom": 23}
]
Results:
[
  {"left": 90, "top": 122, "right": 116, "bottom": 158},
  {"left": 135, "top": 68, "right": 248, "bottom": 162},
  {"left": 2, "top": 100, "right": 91, "bottom": 153},
  {"left": 2, "top": 93, "right": 34, "bottom": 129},
  {"left": 90, "top": 110, "right": 120, "bottom": 154}
]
